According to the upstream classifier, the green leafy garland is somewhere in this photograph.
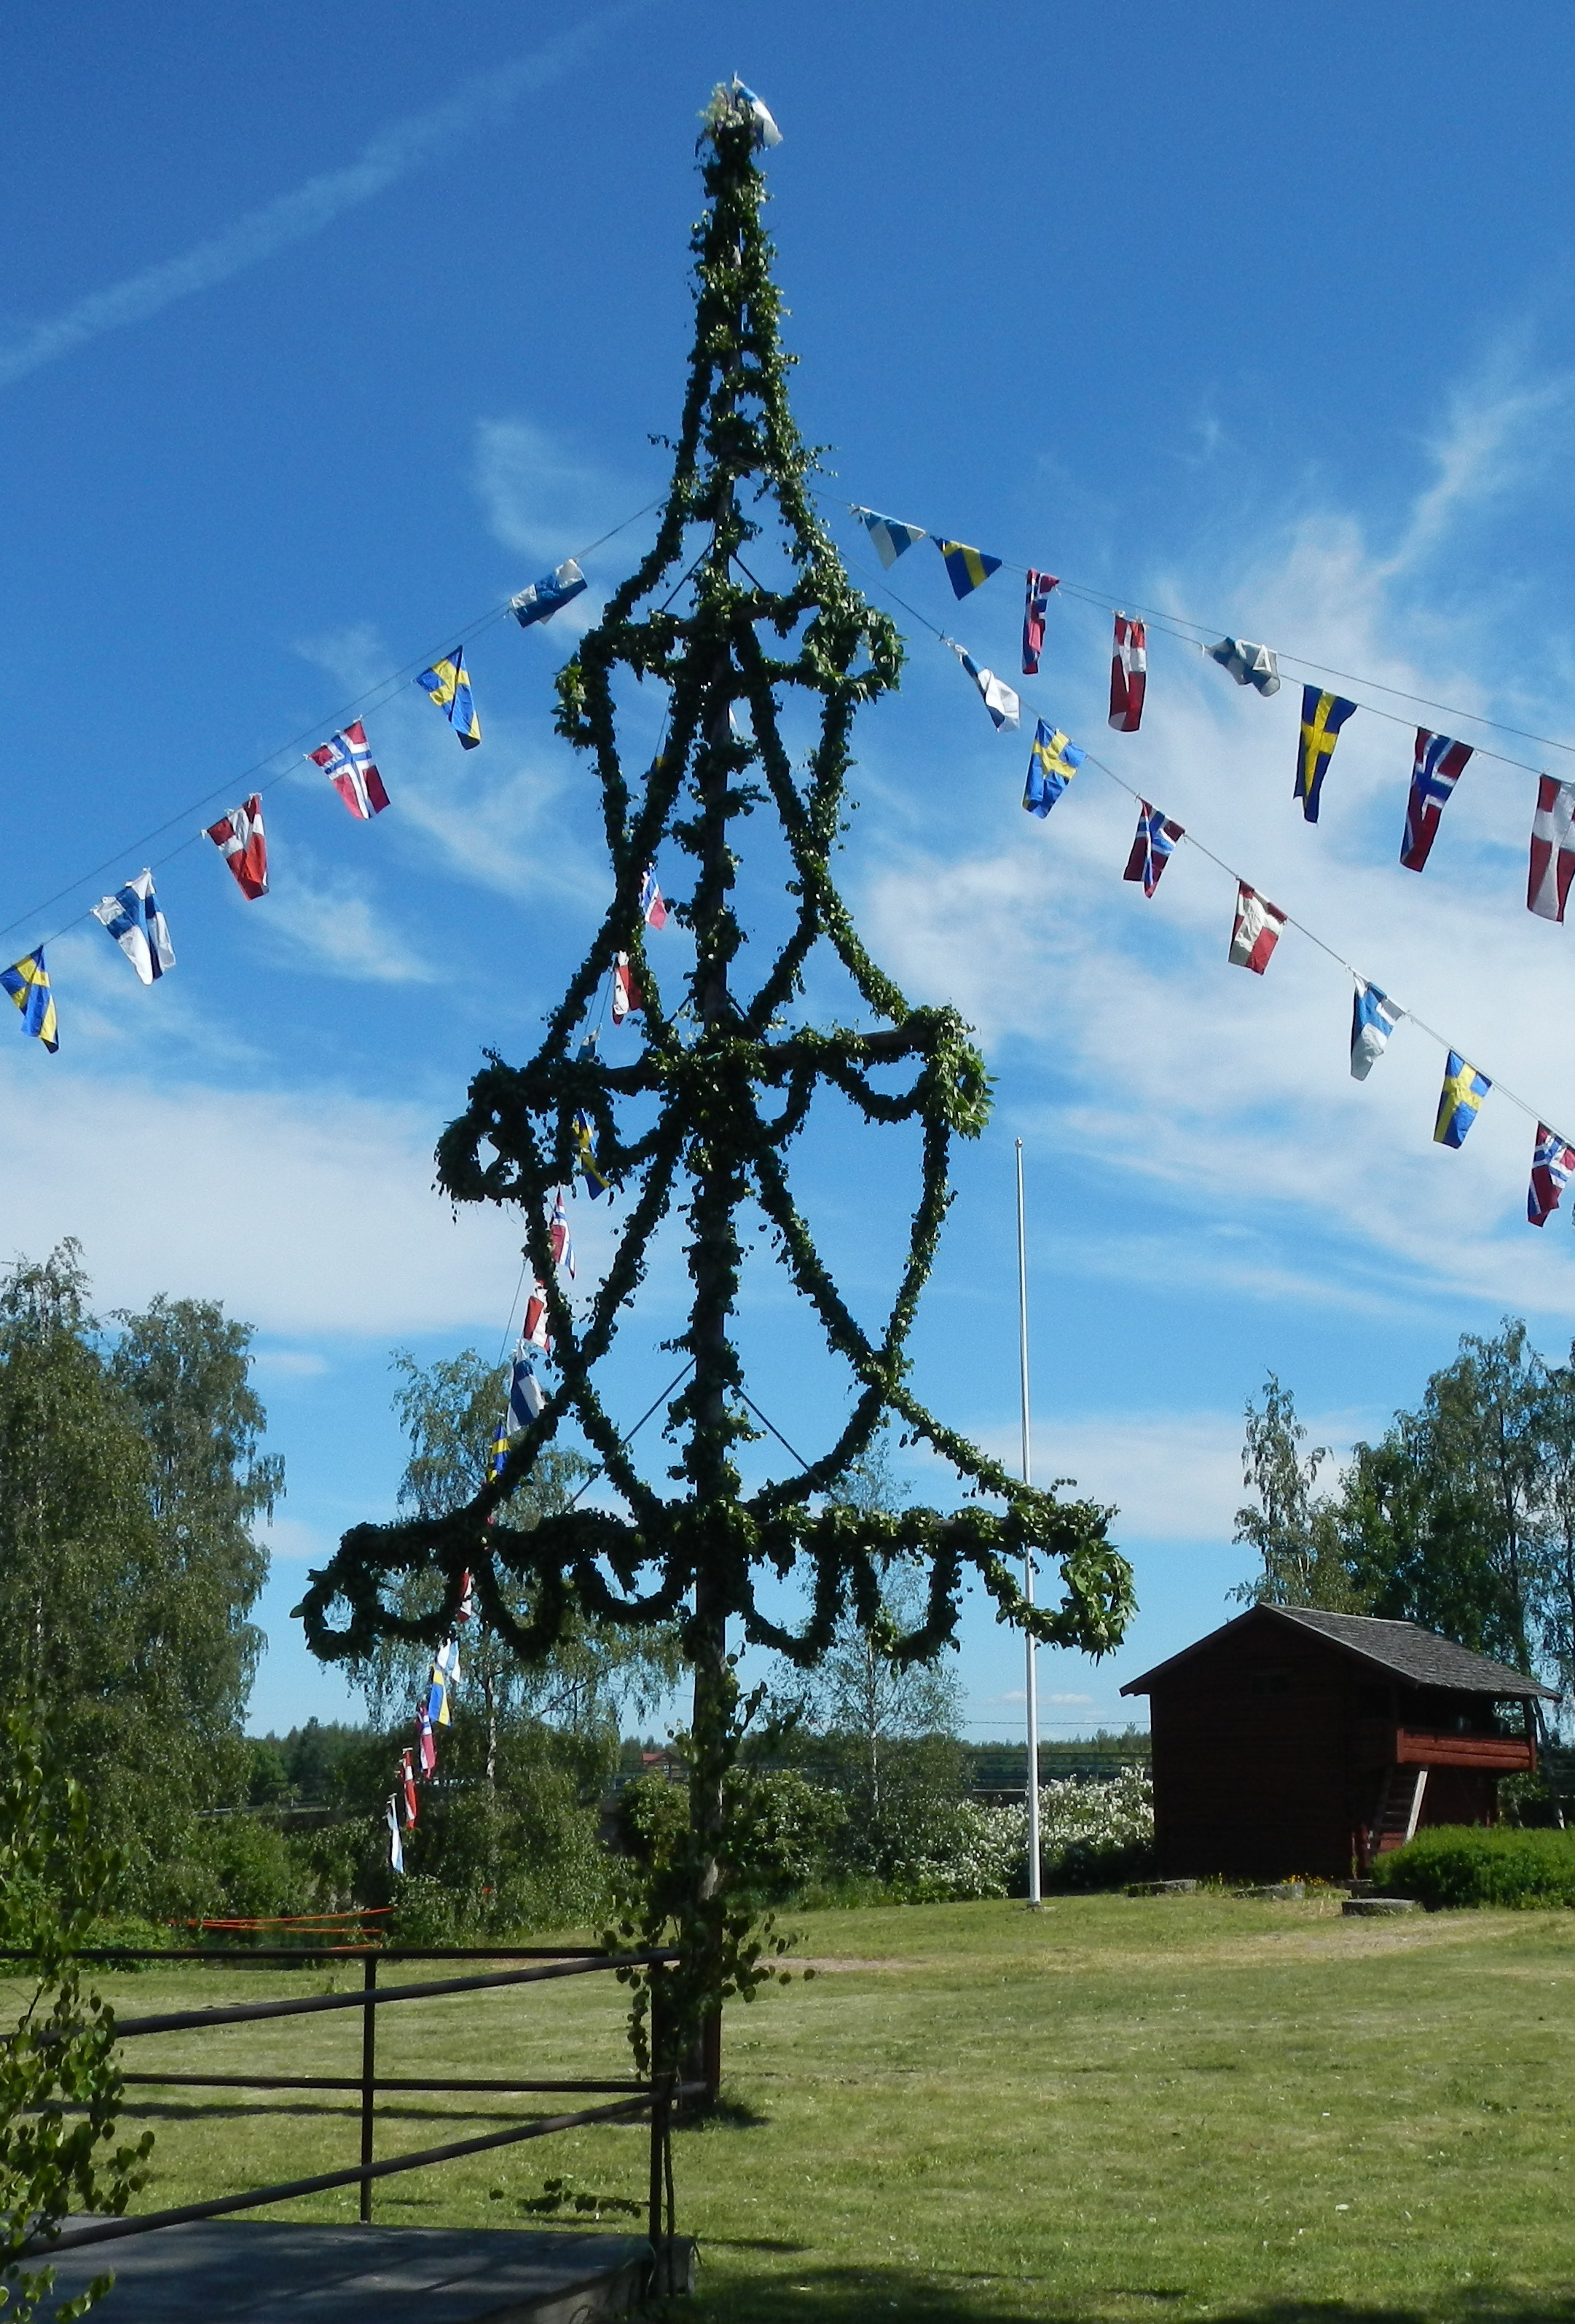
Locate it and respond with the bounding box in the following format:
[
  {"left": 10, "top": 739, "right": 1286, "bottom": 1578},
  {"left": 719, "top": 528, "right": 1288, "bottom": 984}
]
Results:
[{"left": 299, "top": 85, "right": 1134, "bottom": 2047}]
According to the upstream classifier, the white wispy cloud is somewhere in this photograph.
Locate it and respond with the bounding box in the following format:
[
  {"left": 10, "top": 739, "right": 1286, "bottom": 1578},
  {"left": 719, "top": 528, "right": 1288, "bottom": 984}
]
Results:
[
  {"left": 0, "top": 15, "right": 634, "bottom": 391},
  {"left": 256, "top": 857, "right": 439, "bottom": 985}
]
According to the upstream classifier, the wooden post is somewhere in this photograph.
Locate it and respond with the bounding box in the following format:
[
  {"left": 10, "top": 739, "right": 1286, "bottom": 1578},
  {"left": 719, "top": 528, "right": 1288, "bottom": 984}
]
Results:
[{"left": 358, "top": 1954, "right": 377, "bottom": 2224}]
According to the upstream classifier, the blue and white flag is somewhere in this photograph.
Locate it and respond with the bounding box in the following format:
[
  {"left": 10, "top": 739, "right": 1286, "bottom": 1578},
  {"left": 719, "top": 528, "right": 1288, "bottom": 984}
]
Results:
[
  {"left": 1350, "top": 982, "right": 1402, "bottom": 1080},
  {"left": 855, "top": 508, "right": 926, "bottom": 570},
  {"left": 386, "top": 1795, "right": 404, "bottom": 1874},
  {"left": 946, "top": 640, "right": 1019, "bottom": 731},
  {"left": 730, "top": 76, "right": 782, "bottom": 147},
  {"left": 92, "top": 871, "right": 174, "bottom": 985},
  {"left": 511, "top": 559, "right": 588, "bottom": 629},
  {"left": 1022, "top": 720, "right": 1084, "bottom": 817},
  {"left": 508, "top": 1356, "right": 547, "bottom": 1429}
]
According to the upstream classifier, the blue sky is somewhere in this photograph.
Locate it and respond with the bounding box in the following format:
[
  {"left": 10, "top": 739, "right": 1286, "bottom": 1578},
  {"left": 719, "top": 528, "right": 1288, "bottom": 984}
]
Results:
[{"left": 7, "top": 3, "right": 1575, "bottom": 1740}]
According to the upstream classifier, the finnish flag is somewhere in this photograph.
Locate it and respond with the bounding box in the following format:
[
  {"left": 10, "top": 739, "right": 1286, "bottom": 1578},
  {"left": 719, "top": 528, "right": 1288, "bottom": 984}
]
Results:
[
  {"left": 511, "top": 559, "right": 588, "bottom": 630},
  {"left": 1350, "top": 981, "right": 1403, "bottom": 1080},
  {"left": 93, "top": 870, "right": 174, "bottom": 985}
]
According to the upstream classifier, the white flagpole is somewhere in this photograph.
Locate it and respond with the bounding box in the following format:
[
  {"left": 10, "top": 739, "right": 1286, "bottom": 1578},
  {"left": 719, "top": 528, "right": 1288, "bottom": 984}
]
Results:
[{"left": 1016, "top": 1138, "right": 1042, "bottom": 1910}]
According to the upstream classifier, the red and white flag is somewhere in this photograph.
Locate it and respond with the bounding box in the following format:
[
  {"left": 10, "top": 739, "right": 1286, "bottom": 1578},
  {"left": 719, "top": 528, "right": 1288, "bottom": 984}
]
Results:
[
  {"left": 417, "top": 1708, "right": 436, "bottom": 1778},
  {"left": 457, "top": 1569, "right": 474, "bottom": 1624},
  {"left": 310, "top": 721, "right": 389, "bottom": 820},
  {"left": 523, "top": 1284, "right": 551, "bottom": 1353},
  {"left": 1528, "top": 777, "right": 1575, "bottom": 922},
  {"left": 1230, "top": 882, "right": 1287, "bottom": 975},
  {"left": 610, "top": 952, "right": 641, "bottom": 1024},
  {"left": 640, "top": 866, "right": 668, "bottom": 929},
  {"left": 549, "top": 1188, "right": 576, "bottom": 1278},
  {"left": 1109, "top": 613, "right": 1147, "bottom": 733},
  {"left": 205, "top": 796, "right": 268, "bottom": 898},
  {"left": 401, "top": 1749, "right": 418, "bottom": 1824}
]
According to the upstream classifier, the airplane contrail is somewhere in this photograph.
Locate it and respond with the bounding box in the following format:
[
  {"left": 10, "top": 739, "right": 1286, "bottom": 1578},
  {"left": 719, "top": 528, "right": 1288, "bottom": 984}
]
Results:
[{"left": 0, "top": 12, "right": 633, "bottom": 391}]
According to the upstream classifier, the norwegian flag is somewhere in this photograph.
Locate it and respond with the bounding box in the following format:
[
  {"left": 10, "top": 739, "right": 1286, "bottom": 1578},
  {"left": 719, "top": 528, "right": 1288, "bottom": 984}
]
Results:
[
  {"left": 1528, "top": 777, "right": 1575, "bottom": 922},
  {"left": 417, "top": 1707, "right": 436, "bottom": 1778},
  {"left": 549, "top": 1188, "right": 576, "bottom": 1278},
  {"left": 1021, "top": 570, "right": 1058, "bottom": 676},
  {"left": 1529, "top": 1125, "right": 1575, "bottom": 1227},
  {"left": 205, "top": 796, "right": 268, "bottom": 898},
  {"left": 640, "top": 866, "right": 669, "bottom": 929},
  {"left": 1109, "top": 613, "right": 1147, "bottom": 734},
  {"left": 401, "top": 1749, "right": 418, "bottom": 1825},
  {"left": 523, "top": 1284, "right": 551, "bottom": 1354},
  {"left": 1123, "top": 802, "right": 1184, "bottom": 898},
  {"left": 610, "top": 952, "right": 641, "bottom": 1024},
  {"left": 1400, "top": 730, "right": 1471, "bottom": 871},
  {"left": 1230, "top": 883, "right": 1287, "bottom": 975},
  {"left": 310, "top": 721, "right": 389, "bottom": 820}
]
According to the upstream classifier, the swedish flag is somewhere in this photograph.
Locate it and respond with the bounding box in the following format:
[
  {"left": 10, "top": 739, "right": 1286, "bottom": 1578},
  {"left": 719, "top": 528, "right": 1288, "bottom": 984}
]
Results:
[
  {"left": 1434, "top": 1051, "right": 1490, "bottom": 1148},
  {"left": 936, "top": 538, "right": 1002, "bottom": 599},
  {"left": 1295, "top": 686, "right": 1357, "bottom": 823},
  {"left": 573, "top": 1110, "right": 611, "bottom": 1199},
  {"left": 1, "top": 949, "right": 58, "bottom": 1052},
  {"left": 417, "top": 647, "right": 482, "bottom": 748},
  {"left": 1022, "top": 719, "right": 1084, "bottom": 817}
]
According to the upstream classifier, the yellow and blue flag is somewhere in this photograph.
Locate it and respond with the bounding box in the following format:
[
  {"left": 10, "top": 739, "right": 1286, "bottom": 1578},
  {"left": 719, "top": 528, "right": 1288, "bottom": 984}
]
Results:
[
  {"left": 1022, "top": 719, "right": 1084, "bottom": 817},
  {"left": 573, "top": 1110, "right": 611, "bottom": 1199},
  {"left": 1434, "top": 1051, "right": 1490, "bottom": 1148},
  {"left": 1295, "top": 686, "right": 1357, "bottom": 823},
  {"left": 417, "top": 648, "right": 481, "bottom": 748},
  {"left": 1, "top": 950, "right": 58, "bottom": 1052},
  {"left": 936, "top": 538, "right": 1002, "bottom": 598}
]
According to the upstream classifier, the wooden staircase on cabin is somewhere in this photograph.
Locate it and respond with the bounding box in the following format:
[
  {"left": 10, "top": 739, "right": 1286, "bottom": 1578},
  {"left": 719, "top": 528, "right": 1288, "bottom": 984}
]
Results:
[{"left": 1371, "top": 1764, "right": 1428, "bottom": 1853}]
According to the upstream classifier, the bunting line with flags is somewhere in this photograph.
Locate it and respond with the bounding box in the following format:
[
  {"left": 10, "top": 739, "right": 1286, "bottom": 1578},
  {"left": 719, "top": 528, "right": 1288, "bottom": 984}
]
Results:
[
  {"left": 1022, "top": 720, "right": 1083, "bottom": 817},
  {"left": 1528, "top": 777, "right": 1575, "bottom": 922},
  {"left": 312, "top": 722, "right": 390, "bottom": 820},
  {"left": 1435, "top": 1052, "right": 1492, "bottom": 1147},
  {"left": 205, "top": 797, "right": 268, "bottom": 899},
  {"left": 1109, "top": 614, "right": 1147, "bottom": 734},
  {"left": 1350, "top": 983, "right": 1403, "bottom": 1080},
  {"left": 1295, "top": 688, "right": 1359, "bottom": 823},
  {"left": 936, "top": 539, "right": 1002, "bottom": 598},
  {"left": 92, "top": 871, "right": 174, "bottom": 985},
  {"left": 1529, "top": 1126, "right": 1575, "bottom": 1226},
  {"left": 2, "top": 951, "right": 58, "bottom": 1051},
  {"left": 1022, "top": 570, "right": 1058, "bottom": 676},
  {"left": 1230, "top": 884, "right": 1287, "bottom": 975},
  {"left": 417, "top": 648, "right": 482, "bottom": 748},
  {"left": 1400, "top": 730, "right": 1472, "bottom": 871},
  {"left": 1123, "top": 803, "right": 1183, "bottom": 897}
]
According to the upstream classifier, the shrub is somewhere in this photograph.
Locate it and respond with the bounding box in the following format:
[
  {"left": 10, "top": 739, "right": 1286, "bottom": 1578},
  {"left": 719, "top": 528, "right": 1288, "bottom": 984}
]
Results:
[
  {"left": 1371, "top": 1824, "right": 1575, "bottom": 1909},
  {"left": 1039, "top": 1765, "right": 1155, "bottom": 1892}
]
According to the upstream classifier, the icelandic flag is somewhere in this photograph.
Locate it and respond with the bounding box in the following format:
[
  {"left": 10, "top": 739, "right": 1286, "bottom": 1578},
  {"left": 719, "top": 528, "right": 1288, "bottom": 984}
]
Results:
[
  {"left": 936, "top": 540, "right": 1002, "bottom": 598},
  {"left": 509, "top": 1355, "right": 547, "bottom": 1428},
  {"left": 1022, "top": 720, "right": 1083, "bottom": 816},
  {"left": 1109, "top": 614, "right": 1147, "bottom": 733},
  {"left": 1230, "top": 883, "right": 1287, "bottom": 975},
  {"left": 856, "top": 509, "right": 926, "bottom": 570},
  {"left": 1529, "top": 1124, "right": 1575, "bottom": 1226},
  {"left": 1123, "top": 802, "right": 1183, "bottom": 897},
  {"left": 523, "top": 1284, "right": 551, "bottom": 1353},
  {"left": 1207, "top": 637, "right": 1280, "bottom": 695},
  {"left": 1401, "top": 730, "right": 1472, "bottom": 871},
  {"left": 550, "top": 1187, "right": 576, "bottom": 1277},
  {"left": 1295, "top": 688, "right": 1358, "bottom": 824},
  {"left": 417, "top": 648, "right": 481, "bottom": 748},
  {"left": 640, "top": 865, "right": 669, "bottom": 929},
  {"left": 1022, "top": 570, "right": 1058, "bottom": 676},
  {"left": 92, "top": 870, "right": 175, "bottom": 984},
  {"left": 401, "top": 1749, "right": 418, "bottom": 1826},
  {"left": 512, "top": 559, "right": 588, "bottom": 629},
  {"left": 417, "top": 1708, "right": 436, "bottom": 1778},
  {"left": 948, "top": 642, "right": 1019, "bottom": 730},
  {"left": 386, "top": 1795, "right": 404, "bottom": 1873},
  {"left": 1350, "top": 982, "right": 1403, "bottom": 1080},
  {"left": 1, "top": 950, "right": 58, "bottom": 1052},
  {"left": 312, "top": 721, "right": 389, "bottom": 820},
  {"left": 205, "top": 796, "right": 268, "bottom": 898},
  {"left": 1434, "top": 1051, "right": 1490, "bottom": 1148},
  {"left": 610, "top": 953, "right": 641, "bottom": 1024},
  {"left": 1528, "top": 776, "right": 1575, "bottom": 921}
]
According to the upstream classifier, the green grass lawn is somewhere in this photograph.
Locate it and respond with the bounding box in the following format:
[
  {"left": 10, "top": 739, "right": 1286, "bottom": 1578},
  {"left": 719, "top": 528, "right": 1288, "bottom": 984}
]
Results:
[{"left": 23, "top": 1891, "right": 1575, "bottom": 2322}]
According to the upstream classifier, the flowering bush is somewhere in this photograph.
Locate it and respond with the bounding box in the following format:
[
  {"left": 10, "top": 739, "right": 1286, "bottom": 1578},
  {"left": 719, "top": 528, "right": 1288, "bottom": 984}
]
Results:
[
  {"left": 1038, "top": 1766, "right": 1154, "bottom": 1890},
  {"left": 891, "top": 1799, "right": 1026, "bottom": 1901}
]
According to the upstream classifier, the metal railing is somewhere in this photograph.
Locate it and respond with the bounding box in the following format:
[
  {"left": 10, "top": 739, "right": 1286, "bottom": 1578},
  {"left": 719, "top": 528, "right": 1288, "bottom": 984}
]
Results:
[{"left": 5, "top": 1943, "right": 691, "bottom": 2267}]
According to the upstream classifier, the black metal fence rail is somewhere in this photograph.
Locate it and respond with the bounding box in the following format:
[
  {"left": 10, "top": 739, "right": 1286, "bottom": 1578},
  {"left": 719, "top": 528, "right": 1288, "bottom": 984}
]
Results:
[{"left": 11, "top": 1944, "right": 685, "bottom": 2263}]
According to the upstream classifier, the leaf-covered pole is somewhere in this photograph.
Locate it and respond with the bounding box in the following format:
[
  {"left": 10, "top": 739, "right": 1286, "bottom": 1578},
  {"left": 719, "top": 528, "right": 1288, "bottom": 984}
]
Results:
[{"left": 299, "top": 85, "right": 1136, "bottom": 2063}]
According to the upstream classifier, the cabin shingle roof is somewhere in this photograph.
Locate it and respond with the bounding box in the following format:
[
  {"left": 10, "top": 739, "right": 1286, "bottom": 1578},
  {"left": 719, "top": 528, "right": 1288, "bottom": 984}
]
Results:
[{"left": 1122, "top": 1603, "right": 1558, "bottom": 1699}]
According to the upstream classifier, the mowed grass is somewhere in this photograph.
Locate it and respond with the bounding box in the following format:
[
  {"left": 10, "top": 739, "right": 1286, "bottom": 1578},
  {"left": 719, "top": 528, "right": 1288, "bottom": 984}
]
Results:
[{"left": 18, "top": 1891, "right": 1575, "bottom": 2323}]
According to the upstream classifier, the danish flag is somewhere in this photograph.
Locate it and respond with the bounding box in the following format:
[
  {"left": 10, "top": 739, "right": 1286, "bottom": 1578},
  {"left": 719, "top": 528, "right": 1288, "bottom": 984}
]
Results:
[
  {"left": 205, "top": 796, "right": 269, "bottom": 898},
  {"left": 1109, "top": 613, "right": 1147, "bottom": 733},
  {"left": 1528, "top": 777, "right": 1575, "bottom": 922},
  {"left": 549, "top": 1189, "right": 576, "bottom": 1278},
  {"left": 610, "top": 952, "right": 641, "bottom": 1024},
  {"left": 523, "top": 1284, "right": 551, "bottom": 1353}
]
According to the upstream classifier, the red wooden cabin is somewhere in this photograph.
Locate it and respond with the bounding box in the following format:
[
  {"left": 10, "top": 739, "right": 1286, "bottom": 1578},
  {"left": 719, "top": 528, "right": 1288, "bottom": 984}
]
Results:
[{"left": 1120, "top": 1604, "right": 1557, "bottom": 1883}]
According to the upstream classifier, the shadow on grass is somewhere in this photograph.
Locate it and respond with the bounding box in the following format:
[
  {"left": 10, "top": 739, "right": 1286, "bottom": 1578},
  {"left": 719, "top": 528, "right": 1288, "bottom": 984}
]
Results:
[
  {"left": 672, "top": 2090, "right": 771, "bottom": 2133},
  {"left": 652, "top": 2265, "right": 1575, "bottom": 2324}
]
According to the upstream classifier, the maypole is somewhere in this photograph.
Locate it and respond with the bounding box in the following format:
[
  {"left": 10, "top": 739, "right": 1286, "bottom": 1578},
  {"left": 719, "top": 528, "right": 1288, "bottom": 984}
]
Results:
[{"left": 299, "top": 80, "right": 1134, "bottom": 2077}]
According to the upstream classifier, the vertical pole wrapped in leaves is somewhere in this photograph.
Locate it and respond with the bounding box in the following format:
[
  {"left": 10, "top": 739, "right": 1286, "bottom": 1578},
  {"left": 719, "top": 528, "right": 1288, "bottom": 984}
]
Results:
[{"left": 300, "top": 82, "right": 1134, "bottom": 2062}]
